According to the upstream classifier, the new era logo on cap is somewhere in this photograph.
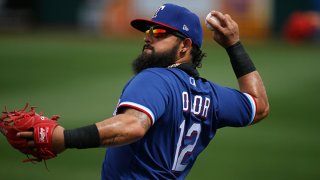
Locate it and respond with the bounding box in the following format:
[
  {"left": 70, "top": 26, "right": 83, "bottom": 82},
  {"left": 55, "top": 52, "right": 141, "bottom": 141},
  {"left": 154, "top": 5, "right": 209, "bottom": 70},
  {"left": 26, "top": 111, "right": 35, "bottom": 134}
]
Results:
[
  {"left": 131, "top": 3, "right": 203, "bottom": 48},
  {"left": 183, "top": 25, "right": 189, "bottom": 32}
]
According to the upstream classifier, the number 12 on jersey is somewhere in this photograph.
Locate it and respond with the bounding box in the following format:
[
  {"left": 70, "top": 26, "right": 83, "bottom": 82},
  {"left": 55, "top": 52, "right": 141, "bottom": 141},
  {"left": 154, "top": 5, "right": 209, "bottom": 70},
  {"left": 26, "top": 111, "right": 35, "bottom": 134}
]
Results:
[{"left": 172, "top": 120, "right": 201, "bottom": 172}]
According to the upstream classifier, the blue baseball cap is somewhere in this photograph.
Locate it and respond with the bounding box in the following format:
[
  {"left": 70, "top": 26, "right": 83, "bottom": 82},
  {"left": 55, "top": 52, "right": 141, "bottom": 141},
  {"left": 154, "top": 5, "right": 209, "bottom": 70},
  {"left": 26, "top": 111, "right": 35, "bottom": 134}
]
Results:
[{"left": 131, "top": 3, "right": 203, "bottom": 48}]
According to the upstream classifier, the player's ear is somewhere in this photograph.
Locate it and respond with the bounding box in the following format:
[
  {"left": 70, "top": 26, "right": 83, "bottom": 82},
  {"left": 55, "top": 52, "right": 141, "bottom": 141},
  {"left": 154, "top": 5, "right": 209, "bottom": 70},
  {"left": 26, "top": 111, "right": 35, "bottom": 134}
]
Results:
[{"left": 180, "top": 38, "right": 192, "bottom": 53}]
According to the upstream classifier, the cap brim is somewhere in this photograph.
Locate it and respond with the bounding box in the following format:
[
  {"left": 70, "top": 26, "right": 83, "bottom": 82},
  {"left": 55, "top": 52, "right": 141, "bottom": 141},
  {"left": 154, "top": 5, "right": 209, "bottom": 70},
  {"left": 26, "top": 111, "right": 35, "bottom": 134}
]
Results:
[{"left": 131, "top": 18, "right": 178, "bottom": 32}]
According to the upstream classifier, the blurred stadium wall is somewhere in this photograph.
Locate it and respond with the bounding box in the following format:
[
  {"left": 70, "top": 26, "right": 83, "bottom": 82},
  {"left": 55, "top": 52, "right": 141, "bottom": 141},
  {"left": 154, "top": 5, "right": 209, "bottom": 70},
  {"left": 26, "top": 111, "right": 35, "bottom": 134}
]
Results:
[{"left": 0, "top": 0, "right": 319, "bottom": 41}]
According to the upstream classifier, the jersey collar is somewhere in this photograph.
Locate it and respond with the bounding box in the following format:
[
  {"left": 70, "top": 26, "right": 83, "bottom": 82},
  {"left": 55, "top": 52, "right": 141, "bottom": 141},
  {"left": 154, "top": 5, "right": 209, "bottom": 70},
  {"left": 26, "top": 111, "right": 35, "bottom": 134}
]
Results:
[{"left": 168, "top": 63, "right": 200, "bottom": 78}]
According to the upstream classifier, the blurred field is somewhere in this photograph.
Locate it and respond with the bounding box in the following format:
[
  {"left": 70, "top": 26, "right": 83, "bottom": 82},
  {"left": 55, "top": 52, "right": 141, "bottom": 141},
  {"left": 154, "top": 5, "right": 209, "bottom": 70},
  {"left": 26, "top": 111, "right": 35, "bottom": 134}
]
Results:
[{"left": 0, "top": 32, "right": 319, "bottom": 180}]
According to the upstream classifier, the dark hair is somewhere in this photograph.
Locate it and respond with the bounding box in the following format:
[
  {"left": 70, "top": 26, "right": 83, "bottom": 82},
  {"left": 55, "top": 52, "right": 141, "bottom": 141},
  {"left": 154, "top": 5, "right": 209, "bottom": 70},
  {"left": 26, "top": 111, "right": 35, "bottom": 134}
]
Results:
[
  {"left": 174, "top": 36, "right": 206, "bottom": 68},
  {"left": 190, "top": 45, "right": 206, "bottom": 68}
]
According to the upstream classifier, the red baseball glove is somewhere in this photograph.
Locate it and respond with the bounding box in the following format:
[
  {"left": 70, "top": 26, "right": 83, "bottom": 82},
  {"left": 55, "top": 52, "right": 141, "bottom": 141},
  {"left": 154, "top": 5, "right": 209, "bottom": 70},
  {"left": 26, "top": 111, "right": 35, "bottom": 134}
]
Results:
[{"left": 0, "top": 104, "right": 60, "bottom": 162}]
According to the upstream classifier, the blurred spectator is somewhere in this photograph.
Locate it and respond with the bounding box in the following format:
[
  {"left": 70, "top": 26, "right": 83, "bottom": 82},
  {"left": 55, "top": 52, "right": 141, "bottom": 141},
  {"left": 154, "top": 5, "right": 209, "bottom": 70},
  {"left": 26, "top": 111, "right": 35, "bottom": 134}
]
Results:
[
  {"left": 78, "top": 0, "right": 107, "bottom": 33},
  {"left": 283, "top": 11, "right": 320, "bottom": 43}
]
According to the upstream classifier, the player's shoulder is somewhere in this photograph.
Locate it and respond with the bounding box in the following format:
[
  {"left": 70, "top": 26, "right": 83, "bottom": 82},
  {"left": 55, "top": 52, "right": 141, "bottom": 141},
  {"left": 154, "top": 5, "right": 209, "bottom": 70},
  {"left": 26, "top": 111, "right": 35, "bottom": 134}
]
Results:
[
  {"left": 142, "top": 67, "right": 177, "bottom": 74},
  {"left": 137, "top": 68, "right": 182, "bottom": 79},
  {"left": 128, "top": 68, "right": 173, "bottom": 86}
]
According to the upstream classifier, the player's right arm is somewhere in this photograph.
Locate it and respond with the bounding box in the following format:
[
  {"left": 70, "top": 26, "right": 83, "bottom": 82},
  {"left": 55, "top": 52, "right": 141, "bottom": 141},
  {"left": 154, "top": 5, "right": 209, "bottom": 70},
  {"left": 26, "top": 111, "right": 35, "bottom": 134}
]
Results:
[{"left": 207, "top": 11, "right": 269, "bottom": 124}]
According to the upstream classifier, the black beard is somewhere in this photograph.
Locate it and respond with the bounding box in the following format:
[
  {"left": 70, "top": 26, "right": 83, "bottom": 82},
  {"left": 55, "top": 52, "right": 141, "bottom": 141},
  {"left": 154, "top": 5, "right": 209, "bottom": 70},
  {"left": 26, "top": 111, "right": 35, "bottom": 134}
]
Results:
[{"left": 132, "top": 44, "right": 179, "bottom": 74}]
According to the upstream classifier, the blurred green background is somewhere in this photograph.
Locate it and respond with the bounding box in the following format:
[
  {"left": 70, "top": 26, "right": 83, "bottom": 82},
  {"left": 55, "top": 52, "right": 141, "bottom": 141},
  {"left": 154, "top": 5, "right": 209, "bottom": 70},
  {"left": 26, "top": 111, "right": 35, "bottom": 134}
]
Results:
[
  {"left": 0, "top": 32, "right": 319, "bottom": 180},
  {"left": 1, "top": 0, "right": 320, "bottom": 179}
]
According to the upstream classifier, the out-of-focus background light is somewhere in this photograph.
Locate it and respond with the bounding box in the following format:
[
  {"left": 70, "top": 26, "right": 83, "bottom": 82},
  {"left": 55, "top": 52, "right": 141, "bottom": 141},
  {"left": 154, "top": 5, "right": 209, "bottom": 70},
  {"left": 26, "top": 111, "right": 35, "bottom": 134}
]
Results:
[{"left": 0, "top": 0, "right": 319, "bottom": 42}]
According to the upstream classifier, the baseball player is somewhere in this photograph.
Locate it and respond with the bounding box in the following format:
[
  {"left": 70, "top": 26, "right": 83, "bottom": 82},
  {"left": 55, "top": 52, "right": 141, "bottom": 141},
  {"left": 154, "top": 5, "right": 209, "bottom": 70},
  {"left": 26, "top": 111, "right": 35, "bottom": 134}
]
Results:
[{"left": 17, "top": 3, "right": 269, "bottom": 179}]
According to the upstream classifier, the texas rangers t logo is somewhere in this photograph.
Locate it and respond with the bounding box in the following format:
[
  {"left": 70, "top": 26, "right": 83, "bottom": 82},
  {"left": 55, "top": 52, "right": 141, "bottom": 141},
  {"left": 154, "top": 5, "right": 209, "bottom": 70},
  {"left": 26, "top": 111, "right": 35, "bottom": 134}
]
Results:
[{"left": 153, "top": 5, "right": 166, "bottom": 18}]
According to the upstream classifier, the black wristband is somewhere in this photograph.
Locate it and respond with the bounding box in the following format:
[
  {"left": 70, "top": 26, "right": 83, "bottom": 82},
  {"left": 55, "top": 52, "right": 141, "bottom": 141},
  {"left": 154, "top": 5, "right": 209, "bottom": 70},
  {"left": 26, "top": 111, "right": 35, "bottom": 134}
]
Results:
[
  {"left": 226, "top": 41, "right": 256, "bottom": 78},
  {"left": 64, "top": 124, "right": 100, "bottom": 149}
]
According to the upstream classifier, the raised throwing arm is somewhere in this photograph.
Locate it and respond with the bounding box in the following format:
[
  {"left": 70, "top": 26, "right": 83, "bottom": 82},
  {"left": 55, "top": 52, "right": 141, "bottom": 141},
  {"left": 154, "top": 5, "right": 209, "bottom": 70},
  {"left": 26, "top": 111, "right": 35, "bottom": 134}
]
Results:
[{"left": 206, "top": 11, "right": 269, "bottom": 123}]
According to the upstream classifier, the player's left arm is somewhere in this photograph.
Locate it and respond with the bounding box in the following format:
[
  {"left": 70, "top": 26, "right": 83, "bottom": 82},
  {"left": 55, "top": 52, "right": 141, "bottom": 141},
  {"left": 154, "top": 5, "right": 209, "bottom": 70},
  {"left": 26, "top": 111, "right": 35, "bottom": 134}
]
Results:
[
  {"left": 95, "top": 107, "right": 151, "bottom": 147},
  {"left": 18, "top": 108, "right": 151, "bottom": 154}
]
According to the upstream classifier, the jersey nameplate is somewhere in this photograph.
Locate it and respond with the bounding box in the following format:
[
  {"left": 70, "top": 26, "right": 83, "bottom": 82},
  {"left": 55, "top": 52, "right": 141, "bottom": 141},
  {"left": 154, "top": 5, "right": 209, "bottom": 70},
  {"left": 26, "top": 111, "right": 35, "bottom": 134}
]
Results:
[{"left": 182, "top": 91, "right": 210, "bottom": 118}]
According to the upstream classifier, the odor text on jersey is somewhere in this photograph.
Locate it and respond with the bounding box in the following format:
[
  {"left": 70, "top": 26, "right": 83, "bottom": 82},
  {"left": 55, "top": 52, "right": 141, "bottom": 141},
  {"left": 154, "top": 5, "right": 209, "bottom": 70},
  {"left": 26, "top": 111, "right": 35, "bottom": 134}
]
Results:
[{"left": 182, "top": 91, "right": 210, "bottom": 119}]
